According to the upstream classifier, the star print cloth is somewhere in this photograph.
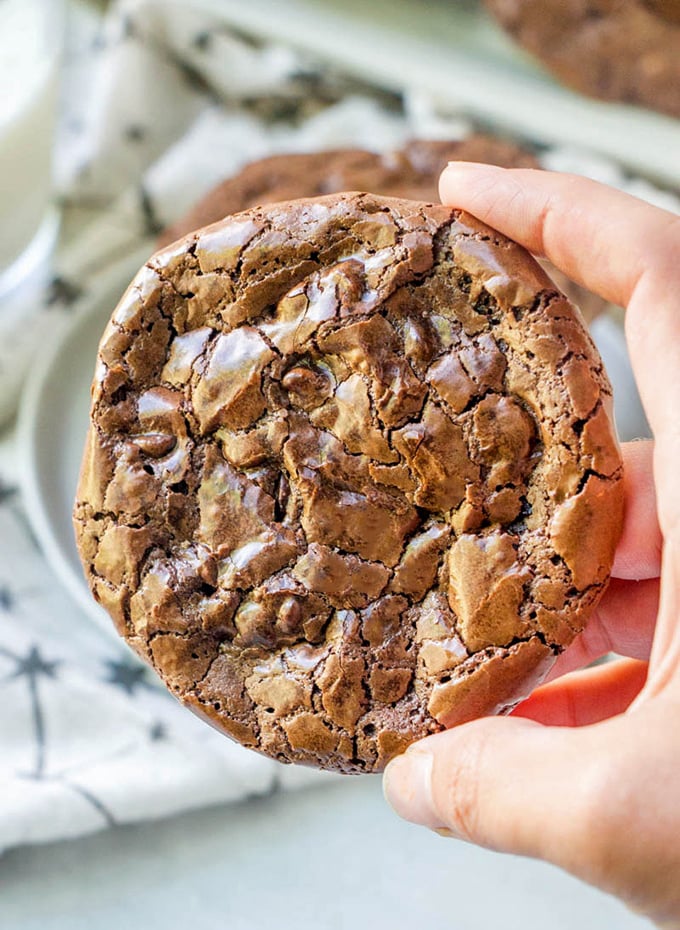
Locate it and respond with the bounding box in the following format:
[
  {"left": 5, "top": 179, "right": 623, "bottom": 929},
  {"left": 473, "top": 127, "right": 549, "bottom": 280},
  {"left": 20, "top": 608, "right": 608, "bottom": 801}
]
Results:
[
  {"left": 1, "top": 0, "right": 483, "bottom": 853},
  {"left": 2, "top": 0, "right": 417, "bottom": 851},
  {"left": 0, "top": 478, "right": 342, "bottom": 853},
  {"left": 0, "top": 0, "right": 673, "bottom": 852}
]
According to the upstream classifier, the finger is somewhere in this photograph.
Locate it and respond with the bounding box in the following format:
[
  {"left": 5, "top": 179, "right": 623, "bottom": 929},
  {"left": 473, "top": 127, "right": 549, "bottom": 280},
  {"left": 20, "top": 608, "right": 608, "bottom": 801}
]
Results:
[
  {"left": 438, "top": 163, "right": 680, "bottom": 310},
  {"left": 439, "top": 164, "right": 680, "bottom": 683},
  {"left": 614, "top": 441, "right": 660, "bottom": 580},
  {"left": 512, "top": 658, "right": 648, "bottom": 726},
  {"left": 383, "top": 713, "right": 598, "bottom": 860},
  {"left": 545, "top": 576, "right": 659, "bottom": 680},
  {"left": 640, "top": 542, "right": 680, "bottom": 699},
  {"left": 384, "top": 702, "right": 680, "bottom": 923}
]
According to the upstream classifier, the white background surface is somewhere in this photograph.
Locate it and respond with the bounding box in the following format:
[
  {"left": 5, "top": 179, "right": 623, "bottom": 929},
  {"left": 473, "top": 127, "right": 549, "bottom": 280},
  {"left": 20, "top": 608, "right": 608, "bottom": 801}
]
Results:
[{"left": 1, "top": 777, "right": 653, "bottom": 929}]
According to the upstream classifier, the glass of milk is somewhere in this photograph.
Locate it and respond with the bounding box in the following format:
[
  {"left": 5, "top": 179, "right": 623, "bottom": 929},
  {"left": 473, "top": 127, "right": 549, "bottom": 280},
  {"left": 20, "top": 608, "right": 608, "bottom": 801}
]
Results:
[
  {"left": 0, "top": 0, "right": 62, "bottom": 291},
  {"left": 0, "top": 0, "right": 62, "bottom": 423}
]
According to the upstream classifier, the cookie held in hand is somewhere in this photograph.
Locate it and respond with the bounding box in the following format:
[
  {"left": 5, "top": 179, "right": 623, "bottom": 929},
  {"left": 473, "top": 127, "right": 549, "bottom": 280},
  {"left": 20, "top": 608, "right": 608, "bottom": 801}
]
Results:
[{"left": 74, "top": 193, "right": 624, "bottom": 773}]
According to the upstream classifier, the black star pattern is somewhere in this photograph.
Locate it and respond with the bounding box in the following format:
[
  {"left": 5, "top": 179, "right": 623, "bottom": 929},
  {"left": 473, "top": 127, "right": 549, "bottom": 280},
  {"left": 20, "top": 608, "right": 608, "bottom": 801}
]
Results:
[
  {"left": 18, "top": 771, "right": 117, "bottom": 829},
  {"left": 149, "top": 721, "right": 167, "bottom": 742},
  {"left": 121, "top": 15, "right": 137, "bottom": 41},
  {"left": 135, "top": 30, "right": 220, "bottom": 104},
  {"left": 218, "top": 24, "right": 262, "bottom": 50},
  {"left": 193, "top": 31, "right": 212, "bottom": 52},
  {"left": 176, "top": 58, "right": 215, "bottom": 98},
  {"left": 0, "top": 579, "right": 47, "bottom": 611},
  {"left": 0, "top": 596, "right": 173, "bottom": 835},
  {"left": 0, "top": 644, "right": 60, "bottom": 778},
  {"left": 124, "top": 124, "right": 147, "bottom": 144},
  {"left": 0, "top": 586, "right": 14, "bottom": 612},
  {"left": 4, "top": 644, "right": 60, "bottom": 683},
  {"left": 0, "top": 479, "right": 18, "bottom": 505},
  {"left": 139, "top": 184, "right": 163, "bottom": 237},
  {"left": 45, "top": 275, "right": 84, "bottom": 310},
  {"left": 62, "top": 780, "right": 117, "bottom": 828},
  {"left": 10, "top": 507, "right": 43, "bottom": 554},
  {"left": 104, "top": 657, "right": 155, "bottom": 696},
  {"left": 0, "top": 481, "right": 47, "bottom": 552}
]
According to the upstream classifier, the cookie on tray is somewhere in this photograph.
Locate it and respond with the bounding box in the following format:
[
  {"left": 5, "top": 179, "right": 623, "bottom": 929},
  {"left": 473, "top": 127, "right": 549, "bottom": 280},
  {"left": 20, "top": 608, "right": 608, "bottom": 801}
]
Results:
[
  {"left": 74, "top": 192, "right": 624, "bottom": 773},
  {"left": 484, "top": 0, "right": 680, "bottom": 119}
]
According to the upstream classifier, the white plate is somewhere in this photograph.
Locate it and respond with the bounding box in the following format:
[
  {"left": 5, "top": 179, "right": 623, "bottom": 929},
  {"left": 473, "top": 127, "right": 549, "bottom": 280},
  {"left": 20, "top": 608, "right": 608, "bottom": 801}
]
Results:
[
  {"left": 17, "top": 242, "right": 648, "bottom": 637},
  {"left": 17, "top": 248, "right": 151, "bottom": 638}
]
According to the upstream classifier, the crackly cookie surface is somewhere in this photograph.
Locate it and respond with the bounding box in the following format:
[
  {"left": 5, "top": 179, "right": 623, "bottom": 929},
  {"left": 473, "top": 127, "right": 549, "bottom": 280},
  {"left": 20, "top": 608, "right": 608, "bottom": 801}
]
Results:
[
  {"left": 484, "top": 0, "right": 680, "bottom": 118},
  {"left": 159, "top": 137, "right": 607, "bottom": 323},
  {"left": 75, "top": 193, "right": 624, "bottom": 773},
  {"left": 158, "top": 136, "right": 539, "bottom": 248}
]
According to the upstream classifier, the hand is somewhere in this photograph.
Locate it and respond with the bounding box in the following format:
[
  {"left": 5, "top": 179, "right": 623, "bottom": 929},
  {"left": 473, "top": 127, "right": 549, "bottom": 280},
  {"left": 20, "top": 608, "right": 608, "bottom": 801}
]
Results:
[{"left": 383, "top": 164, "right": 680, "bottom": 928}]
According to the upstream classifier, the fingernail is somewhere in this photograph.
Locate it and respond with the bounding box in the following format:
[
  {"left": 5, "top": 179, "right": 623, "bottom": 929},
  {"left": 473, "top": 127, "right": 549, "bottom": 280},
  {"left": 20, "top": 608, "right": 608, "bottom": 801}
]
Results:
[
  {"left": 383, "top": 751, "right": 450, "bottom": 833},
  {"left": 444, "top": 160, "right": 499, "bottom": 172}
]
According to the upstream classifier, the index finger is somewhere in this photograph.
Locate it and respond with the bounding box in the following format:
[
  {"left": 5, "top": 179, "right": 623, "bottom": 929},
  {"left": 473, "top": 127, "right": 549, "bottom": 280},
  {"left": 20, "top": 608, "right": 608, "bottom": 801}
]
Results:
[{"left": 439, "top": 164, "right": 680, "bottom": 310}]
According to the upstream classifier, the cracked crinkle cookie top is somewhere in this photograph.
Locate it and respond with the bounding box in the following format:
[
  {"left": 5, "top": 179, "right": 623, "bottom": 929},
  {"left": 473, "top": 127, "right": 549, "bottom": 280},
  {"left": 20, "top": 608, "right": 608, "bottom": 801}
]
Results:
[{"left": 74, "top": 193, "right": 624, "bottom": 773}]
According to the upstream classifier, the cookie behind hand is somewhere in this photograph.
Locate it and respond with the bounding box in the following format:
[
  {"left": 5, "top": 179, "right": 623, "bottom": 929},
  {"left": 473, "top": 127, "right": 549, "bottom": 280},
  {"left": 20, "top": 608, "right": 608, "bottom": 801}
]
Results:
[{"left": 159, "top": 138, "right": 607, "bottom": 324}]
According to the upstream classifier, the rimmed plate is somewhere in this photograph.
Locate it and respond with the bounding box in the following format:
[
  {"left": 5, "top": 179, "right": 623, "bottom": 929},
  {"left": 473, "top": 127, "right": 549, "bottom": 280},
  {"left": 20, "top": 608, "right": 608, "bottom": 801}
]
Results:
[{"left": 17, "top": 248, "right": 151, "bottom": 638}]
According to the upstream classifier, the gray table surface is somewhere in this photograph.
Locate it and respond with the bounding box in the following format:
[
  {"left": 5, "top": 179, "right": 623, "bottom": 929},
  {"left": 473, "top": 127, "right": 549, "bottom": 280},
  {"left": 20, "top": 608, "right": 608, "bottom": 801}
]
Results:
[{"left": 1, "top": 776, "right": 651, "bottom": 929}]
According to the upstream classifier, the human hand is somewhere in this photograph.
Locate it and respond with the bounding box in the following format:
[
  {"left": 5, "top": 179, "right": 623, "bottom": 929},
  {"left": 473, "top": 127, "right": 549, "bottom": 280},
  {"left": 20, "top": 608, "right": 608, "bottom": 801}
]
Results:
[{"left": 383, "top": 164, "right": 680, "bottom": 928}]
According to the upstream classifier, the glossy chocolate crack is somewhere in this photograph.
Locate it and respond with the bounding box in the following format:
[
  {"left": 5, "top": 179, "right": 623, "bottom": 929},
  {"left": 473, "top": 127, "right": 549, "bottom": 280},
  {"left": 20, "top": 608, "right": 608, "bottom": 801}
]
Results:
[{"left": 74, "top": 193, "right": 624, "bottom": 773}]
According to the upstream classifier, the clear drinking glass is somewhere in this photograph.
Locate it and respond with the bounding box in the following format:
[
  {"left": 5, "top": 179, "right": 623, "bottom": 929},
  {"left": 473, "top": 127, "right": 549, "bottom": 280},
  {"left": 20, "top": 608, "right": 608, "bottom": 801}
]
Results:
[{"left": 0, "top": 0, "right": 63, "bottom": 422}]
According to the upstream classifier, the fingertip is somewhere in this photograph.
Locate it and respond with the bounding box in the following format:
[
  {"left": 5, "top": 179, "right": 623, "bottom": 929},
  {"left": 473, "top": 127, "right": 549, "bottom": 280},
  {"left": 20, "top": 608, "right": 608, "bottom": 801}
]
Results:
[
  {"left": 438, "top": 160, "right": 505, "bottom": 203},
  {"left": 512, "top": 658, "right": 648, "bottom": 727},
  {"left": 383, "top": 749, "right": 443, "bottom": 832},
  {"left": 614, "top": 440, "right": 661, "bottom": 580},
  {"left": 384, "top": 716, "right": 547, "bottom": 842}
]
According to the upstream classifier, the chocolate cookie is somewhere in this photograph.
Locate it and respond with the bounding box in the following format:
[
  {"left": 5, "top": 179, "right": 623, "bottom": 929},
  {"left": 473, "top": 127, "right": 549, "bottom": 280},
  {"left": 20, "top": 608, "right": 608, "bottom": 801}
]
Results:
[
  {"left": 74, "top": 193, "right": 624, "bottom": 773},
  {"left": 159, "top": 136, "right": 539, "bottom": 248},
  {"left": 160, "top": 137, "right": 607, "bottom": 323},
  {"left": 484, "top": 0, "right": 680, "bottom": 118}
]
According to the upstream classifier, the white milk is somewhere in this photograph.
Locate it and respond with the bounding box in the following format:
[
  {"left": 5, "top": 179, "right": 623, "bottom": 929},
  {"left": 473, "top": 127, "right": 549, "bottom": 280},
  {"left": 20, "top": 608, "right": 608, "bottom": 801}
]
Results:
[
  {"left": 0, "top": 0, "right": 60, "bottom": 424},
  {"left": 0, "top": 0, "right": 59, "bottom": 279}
]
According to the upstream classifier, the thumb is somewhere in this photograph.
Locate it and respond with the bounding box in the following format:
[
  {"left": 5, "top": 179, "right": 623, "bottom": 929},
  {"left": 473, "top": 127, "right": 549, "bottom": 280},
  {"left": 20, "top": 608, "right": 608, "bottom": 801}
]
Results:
[
  {"left": 383, "top": 700, "right": 680, "bottom": 925},
  {"left": 383, "top": 716, "right": 601, "bottom": 865}
]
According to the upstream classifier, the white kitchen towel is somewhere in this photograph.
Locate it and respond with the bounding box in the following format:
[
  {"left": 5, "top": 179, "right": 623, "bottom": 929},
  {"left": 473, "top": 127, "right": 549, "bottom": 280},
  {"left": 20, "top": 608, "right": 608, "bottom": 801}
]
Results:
[
  {"left": 0, "top": 0, "right": 475, "bottom": 854},
  {"left": 0, "top": 482, "right": 340, "bottom": 852},
  {"left": 0, "top": 0, "right": 669, "bottom": 854}
]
